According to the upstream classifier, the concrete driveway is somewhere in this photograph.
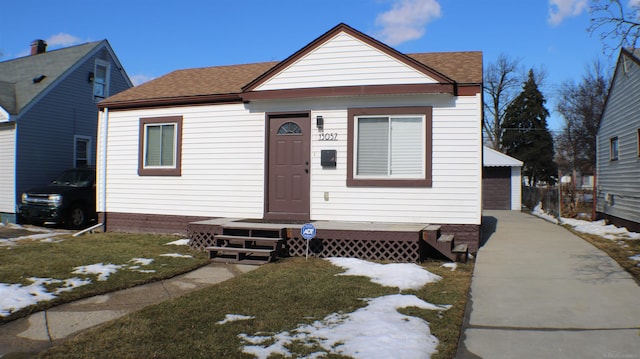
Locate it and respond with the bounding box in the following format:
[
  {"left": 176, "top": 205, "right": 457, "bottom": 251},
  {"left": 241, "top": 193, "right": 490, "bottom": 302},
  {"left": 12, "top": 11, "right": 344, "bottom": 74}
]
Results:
[{"left": 457, "top": 210, "right": 640, "bottom": 359}]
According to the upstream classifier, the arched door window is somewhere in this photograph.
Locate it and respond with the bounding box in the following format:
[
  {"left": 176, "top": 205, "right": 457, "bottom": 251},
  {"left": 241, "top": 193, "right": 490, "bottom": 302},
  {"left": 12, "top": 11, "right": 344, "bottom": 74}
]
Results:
[{"left": 277, "top": 122, "right": 302, "bottom": 135}]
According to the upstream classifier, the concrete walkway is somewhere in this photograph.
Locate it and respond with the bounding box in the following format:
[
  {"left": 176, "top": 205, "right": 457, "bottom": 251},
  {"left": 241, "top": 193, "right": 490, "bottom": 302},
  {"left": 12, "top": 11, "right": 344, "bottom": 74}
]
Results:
[
  {"left": 457, "top": 210, "right": 640, "bottom": 359},
  {"left": 0, "top": 263, "right": 257, "bottom": 358}
]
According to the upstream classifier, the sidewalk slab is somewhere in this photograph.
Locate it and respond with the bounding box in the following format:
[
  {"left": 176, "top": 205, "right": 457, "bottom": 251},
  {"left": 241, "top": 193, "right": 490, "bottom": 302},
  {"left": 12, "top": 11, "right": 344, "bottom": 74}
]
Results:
[
  {"left": 458, "top": 210, "right": 640, "bottom": 359},
  {"left": 0, "top": 262, "right": 257, "bottom": 357}
]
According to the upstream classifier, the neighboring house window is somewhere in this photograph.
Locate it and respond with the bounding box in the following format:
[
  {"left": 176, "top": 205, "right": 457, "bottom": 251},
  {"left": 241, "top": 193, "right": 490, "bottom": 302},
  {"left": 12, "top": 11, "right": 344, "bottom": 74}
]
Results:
[
  {"left": 93, "top": 60, "right": 110, "bottom": 100},
  {"left": 138, "top": 116, "right": 183, "bottom": 176},
  {"left": 74, "top": 135, "right": 91, "bottom": 168},
  {"left": 610, "top": 137, "right": 619, "bottom": 161},
  {"left": 347, "top": 107, "right": 432, "bottom": 187}
]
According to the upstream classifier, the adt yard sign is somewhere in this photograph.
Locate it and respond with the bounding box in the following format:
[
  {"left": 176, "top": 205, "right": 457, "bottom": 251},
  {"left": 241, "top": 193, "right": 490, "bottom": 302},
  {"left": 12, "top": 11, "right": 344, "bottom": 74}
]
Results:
[
  {"left": 301, "top": 223, "right": 316, "bottom": 240},
  {"left": 301, "top": 223, "right": 316, "bottom": 260}
]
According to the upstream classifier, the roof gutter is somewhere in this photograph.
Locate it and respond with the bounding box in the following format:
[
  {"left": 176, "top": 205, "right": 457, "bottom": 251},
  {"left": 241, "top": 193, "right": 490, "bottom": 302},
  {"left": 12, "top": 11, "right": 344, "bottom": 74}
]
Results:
[{"left": 98, "top": 93, "right": 243, "bottom": 110}]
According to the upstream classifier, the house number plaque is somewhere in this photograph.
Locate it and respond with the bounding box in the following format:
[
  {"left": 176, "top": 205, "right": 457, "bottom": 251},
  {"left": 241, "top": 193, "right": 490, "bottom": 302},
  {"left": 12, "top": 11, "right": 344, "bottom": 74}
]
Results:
[{"left": 319, "top": 133, "right": 338, "bottom": 141}]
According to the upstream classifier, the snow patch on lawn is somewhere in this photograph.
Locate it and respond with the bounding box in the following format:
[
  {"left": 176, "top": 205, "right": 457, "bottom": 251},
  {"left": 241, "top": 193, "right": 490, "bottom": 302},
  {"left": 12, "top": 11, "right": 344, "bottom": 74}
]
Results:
[
  {"left": 232, "top": 258, "right": 450, "bottom": 359},
  {"left": 160, "top": 253, "right": 193, "bottom": 258},
  {"left": 326, "top": 257, "right": 442, "bottom": 290},
  {"left": 165, "top": 239, "right": 190, "bottom": 246},
  {"left": 0, "top": 277, "right": 91, "bottom": 316},
  {"left": 73, "top": 263, "right": 123, "bottom": 281},
  {"left": 216, "top": 314, "right": 255, "bottom": 325}
]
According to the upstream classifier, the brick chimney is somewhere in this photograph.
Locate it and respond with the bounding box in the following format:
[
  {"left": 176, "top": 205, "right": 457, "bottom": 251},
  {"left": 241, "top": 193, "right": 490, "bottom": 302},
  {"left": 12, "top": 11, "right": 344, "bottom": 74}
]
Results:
[{"left": 30, "top": 40, "right": 47, "bottom": 55}]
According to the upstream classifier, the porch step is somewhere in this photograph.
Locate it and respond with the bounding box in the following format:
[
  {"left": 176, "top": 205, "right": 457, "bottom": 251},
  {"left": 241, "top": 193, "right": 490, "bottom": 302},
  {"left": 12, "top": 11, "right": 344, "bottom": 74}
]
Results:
[
  {"left": 205, "top": 246, "right": 276, "bottom": 265},
  {"left": 421, "top": 228, "right": 468, "bottom": 263},
  {"left": 214, "top": 235, "right": 282, "bottom": 248},
  {"left": 205, "top": 226, "right": 285, "bottom": 265}
]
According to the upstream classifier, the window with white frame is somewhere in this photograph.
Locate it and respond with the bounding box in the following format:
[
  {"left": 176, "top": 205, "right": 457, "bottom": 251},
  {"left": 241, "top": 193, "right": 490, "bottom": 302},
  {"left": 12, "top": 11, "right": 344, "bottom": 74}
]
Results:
[
  {"left": 74, "top": 135, "right": 91, "bottom": 168},
  {"left": 347, "top": 107, "right": 432, "bottom": 187},
  {"left": 93, "top": 60, "right": 110, "bottom": 100},
  {"left": 610, "top": 137, "right": 619, "bottom": 161},
  {"left": 138, "top": 116, "right": 182, "bottom": 176}
]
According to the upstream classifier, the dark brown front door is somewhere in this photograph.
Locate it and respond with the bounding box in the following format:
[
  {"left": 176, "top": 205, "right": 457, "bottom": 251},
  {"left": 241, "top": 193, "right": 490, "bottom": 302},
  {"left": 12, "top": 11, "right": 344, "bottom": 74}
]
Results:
[{"left": 266, "top": 116, "right": 310, "bottom": 220}]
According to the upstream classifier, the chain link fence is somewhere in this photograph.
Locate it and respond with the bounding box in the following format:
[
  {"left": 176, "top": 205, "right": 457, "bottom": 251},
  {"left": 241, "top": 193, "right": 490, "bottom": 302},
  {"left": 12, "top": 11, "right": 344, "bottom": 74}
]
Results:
[{"left": 522, "top": 185, "right": 594, "bottom": 220}]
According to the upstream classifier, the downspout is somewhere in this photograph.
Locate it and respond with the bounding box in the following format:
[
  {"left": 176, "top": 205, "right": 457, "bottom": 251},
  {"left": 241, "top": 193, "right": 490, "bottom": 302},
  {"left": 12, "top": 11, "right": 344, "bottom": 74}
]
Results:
[{"left": 98, "top": 107, "right": 109, "bottom": 228}]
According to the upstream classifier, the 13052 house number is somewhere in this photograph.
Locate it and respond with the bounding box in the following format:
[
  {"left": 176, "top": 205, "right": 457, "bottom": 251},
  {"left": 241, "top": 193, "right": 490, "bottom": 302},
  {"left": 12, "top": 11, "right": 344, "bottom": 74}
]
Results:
[{"left": 319, "top": 133, "right": 338, "bottom": 141}]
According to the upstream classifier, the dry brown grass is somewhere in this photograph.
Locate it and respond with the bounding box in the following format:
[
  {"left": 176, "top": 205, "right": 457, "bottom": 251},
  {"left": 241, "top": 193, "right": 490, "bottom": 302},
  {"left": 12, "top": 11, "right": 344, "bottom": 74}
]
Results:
[{"left": 39, "top": 257, "right": 473, "bottom": 359}]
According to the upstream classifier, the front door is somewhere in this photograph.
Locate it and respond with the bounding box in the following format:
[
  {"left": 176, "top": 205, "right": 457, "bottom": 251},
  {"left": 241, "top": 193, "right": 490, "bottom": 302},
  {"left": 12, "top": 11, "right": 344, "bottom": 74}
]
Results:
[{"left": 266, "top": 115, "right": 310, "bottom": 220}]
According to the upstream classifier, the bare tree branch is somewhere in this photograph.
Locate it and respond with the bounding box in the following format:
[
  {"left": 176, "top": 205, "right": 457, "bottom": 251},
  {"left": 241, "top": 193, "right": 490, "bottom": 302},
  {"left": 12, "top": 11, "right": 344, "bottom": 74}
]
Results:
[
  {"left": 483, "top": 54, "right": 522, "bottom": 150},
  {"left": 589, "top": 0, "right": 640, "bottom": 54}
]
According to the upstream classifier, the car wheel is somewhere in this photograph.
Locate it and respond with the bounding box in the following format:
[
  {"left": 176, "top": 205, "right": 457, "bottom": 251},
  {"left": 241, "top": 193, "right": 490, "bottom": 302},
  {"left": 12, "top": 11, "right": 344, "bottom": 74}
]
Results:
[{"left": 67, "top": 204, "right": 87, "bottom": 229}]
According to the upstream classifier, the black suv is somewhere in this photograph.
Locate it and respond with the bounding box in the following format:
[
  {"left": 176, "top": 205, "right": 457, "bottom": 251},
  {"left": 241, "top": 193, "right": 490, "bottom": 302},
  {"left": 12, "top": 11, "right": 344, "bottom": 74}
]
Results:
[{"left": 18, "top": 168, "right": 97, "bottom": 229}]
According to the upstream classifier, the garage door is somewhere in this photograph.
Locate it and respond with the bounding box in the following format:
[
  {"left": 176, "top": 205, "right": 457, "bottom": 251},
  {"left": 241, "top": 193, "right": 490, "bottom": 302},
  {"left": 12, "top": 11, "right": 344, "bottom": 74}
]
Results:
[{"left": 483, "top": 167, "right": 511, "bottom": 210}]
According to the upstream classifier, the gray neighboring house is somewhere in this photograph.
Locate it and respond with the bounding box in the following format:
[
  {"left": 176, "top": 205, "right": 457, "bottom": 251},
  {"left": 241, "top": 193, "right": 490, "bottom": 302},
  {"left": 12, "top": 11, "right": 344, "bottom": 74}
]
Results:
[
  {"left": 0, "top": 40, "right": 133, "bottom": 222},
  {"left": 596, "top": 48, "right": 640, "bottom": 232}
]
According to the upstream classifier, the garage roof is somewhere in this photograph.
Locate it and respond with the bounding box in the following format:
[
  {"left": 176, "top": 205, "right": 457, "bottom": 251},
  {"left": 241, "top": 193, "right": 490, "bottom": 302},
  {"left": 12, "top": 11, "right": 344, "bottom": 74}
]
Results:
[{"left": 483, "top": 146, "right": 523, "bottom": 167}]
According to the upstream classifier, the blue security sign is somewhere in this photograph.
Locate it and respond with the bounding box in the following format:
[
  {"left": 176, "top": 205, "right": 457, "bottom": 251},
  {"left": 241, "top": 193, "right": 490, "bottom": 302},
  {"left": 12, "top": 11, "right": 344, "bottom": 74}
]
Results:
[{"left": 301, "top": 223, "right": 316, "bottom": 240}]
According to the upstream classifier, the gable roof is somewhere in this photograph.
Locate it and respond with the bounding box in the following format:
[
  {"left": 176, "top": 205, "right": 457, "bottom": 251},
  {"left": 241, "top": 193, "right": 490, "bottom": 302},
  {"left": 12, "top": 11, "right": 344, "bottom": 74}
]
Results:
[
  {"left": 483, "top": 146, "right": 523, "bottom": 167},
  {"left": 100, "top": 23, "right": 482, "bottom": 110},
  {"left": 0, "top": 40, "right": 131, "bottom": 116}
]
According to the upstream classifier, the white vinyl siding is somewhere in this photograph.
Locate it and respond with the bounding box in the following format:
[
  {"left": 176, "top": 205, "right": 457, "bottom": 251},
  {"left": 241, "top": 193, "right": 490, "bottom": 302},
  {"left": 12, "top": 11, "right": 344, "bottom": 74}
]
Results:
[
  {"left": 100, "top": 92, "right": 482, "bottom": 225},
  {"left": 255, "top": 32, "right": 436, "bottom": 91},
  {"left": 511, "top": 167, "right": 522, "bottom": 211},
  {"left": 355, "top": 116, "right": 423, "bottom": 178},
  {"left": 0, "top": 125, "right": 16, "bottom": 213},
  {"left": 279, "top": 94, "right": 481, "bottom": 225},
  {"left": 101, "top": 104, "right": 266, "bottom": 218}
]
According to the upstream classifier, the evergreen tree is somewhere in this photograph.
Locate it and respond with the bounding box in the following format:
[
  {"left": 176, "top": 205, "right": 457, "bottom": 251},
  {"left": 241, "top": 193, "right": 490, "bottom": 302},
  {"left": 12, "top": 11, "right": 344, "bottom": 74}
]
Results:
[{"left": 501, "top": 70, "right": 557, "bottom": 186}]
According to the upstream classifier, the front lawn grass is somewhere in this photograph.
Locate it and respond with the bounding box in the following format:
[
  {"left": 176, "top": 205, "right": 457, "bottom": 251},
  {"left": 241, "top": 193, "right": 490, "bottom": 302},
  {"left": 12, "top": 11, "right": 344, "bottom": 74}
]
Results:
[
  {"left": 0, "top": 232, "right": 209, "bottom": 323},
  {"left": 39, "top": 258, "right": 473, "bottom": 359}
]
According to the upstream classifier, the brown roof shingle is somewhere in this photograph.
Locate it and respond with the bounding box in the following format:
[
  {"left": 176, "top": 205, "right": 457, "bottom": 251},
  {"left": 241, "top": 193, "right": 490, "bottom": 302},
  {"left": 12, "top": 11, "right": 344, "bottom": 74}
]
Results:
[{"left": 100, "top": 51, "right": 481, "bottom": 109}]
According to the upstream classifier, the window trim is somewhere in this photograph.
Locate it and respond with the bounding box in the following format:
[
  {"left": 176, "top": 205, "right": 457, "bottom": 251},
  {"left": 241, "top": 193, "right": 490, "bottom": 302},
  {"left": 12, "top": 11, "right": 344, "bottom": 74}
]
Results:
[
  {"left": 138, "top": 116, "right": 183, "bottom": 176},
  {"left": 637, "top": 129, "right": 640, "bottom": 158},
  {"left": 73, "top": 135, "right": 92, "bottom": 168},
  {"left": 610, "top": 136, "right": 619, "bottom": 161},
  {"left": 347, "top": 107, "right": 432, "bottom": 187}
]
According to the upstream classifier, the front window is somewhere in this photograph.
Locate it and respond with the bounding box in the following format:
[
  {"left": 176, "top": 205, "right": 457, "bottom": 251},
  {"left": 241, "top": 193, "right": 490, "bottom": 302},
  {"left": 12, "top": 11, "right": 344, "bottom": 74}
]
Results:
[
  {"left": 347, "top": 107, "right": 432, "bottom": 187},
  {"left": 610, "top": 137, "right": 619, "bottom": 161},
  {"left": 355, "top": 116, "right": 423, "bottom": 177},
  {"left": 138, "top": 116, "right": 183, "bottom": 176}
]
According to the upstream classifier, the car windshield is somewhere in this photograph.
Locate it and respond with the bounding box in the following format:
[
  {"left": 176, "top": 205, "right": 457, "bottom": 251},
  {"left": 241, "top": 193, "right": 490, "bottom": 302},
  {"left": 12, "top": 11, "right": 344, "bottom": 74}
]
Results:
[{"left": 52, "top": 170, "right": 94, "bottom": 187}]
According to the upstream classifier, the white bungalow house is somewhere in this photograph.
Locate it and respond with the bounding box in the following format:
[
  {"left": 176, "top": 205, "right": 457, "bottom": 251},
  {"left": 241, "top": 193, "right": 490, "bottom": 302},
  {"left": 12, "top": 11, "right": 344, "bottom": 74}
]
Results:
[{"left": 97, "top": 23, "right": 483, "bottom": 262}]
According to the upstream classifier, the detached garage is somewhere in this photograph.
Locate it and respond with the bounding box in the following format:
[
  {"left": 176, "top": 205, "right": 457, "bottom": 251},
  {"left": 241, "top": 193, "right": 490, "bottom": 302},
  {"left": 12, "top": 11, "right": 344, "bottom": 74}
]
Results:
[{"left": 483, "top": 147, "right": 523, "bottom": 210}]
